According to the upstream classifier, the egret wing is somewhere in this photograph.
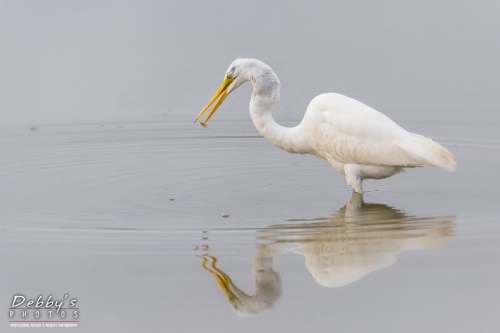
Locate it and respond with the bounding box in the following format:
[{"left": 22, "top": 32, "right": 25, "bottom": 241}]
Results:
[{"left": 306, "top": 93, "right": 453, "bottom": 169}]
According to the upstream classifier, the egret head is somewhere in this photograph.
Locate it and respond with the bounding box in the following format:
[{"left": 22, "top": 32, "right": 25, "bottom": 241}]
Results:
[
  {"left": 194, "top": 58, "right": 279, "bottom": 127},
  {"left": 194, "top": 58, "right": 245, "bottom": 127}
]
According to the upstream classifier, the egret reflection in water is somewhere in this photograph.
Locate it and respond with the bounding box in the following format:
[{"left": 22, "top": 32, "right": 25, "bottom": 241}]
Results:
[
  {"left": 200, "top": 254, "right": 281, "bottom": 317},
  {"left": 199, "top": 193, "right": 455, "bottom": 317}
]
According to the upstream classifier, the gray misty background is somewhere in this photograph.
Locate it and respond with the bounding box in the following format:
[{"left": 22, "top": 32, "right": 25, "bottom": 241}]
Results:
[{"left": 1, "top": 0, "right": 499, "bottom": 131}]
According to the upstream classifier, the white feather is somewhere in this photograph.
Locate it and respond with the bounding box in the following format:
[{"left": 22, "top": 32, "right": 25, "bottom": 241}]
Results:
[{"left": 306, "top": 93, "right": 456, "bottom": 170}]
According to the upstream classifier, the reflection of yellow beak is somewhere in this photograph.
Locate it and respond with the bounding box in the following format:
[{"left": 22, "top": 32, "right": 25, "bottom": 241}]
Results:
[
  {"left": 200, "top": 255, "right": 238, "bottom": 302},
  {"left": 194, "top": 76, "right": 234, "bottom": 127}
]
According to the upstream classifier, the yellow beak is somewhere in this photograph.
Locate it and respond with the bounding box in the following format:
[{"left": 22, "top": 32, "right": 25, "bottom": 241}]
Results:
[
  {"left": 194, "top": 76, "right": 234, "bottom": 127},
  {"left": 200, "top": 255, "right": 239, "bottom": 302}
]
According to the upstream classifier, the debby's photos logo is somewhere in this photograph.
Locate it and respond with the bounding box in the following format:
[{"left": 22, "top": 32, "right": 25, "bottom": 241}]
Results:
[{"left": 8, "top": 294, "right": 79, "bottom": 328}]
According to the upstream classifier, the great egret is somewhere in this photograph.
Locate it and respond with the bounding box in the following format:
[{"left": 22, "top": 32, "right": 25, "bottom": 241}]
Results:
[{"left": 195, "top": 58, "right": 456, "bottom": 193}]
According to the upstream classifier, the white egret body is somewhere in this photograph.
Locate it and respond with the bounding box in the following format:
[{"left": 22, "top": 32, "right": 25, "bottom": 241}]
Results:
[{"left": 195, "top": 58, "right": 456, "bottom": 192}]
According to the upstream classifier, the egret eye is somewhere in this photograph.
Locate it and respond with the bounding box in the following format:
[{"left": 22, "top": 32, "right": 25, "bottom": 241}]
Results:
[{"left": 226, "top": 74, "right": 232, "bottom": 79}]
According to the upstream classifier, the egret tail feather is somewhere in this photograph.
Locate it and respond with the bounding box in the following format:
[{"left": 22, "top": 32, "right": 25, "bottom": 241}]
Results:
[{"left": 407, "top": 134, "right": 456, "bottom": 171}]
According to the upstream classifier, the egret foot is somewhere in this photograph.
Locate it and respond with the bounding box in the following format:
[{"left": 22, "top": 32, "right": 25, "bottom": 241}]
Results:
[{"left": 345, "top": 172, "right": 364, "bottom": 193}]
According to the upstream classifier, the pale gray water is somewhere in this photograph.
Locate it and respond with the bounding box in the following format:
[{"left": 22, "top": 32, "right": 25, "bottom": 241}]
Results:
[{"left": 1, "top": 1, "right": 500, "bottom": 332}]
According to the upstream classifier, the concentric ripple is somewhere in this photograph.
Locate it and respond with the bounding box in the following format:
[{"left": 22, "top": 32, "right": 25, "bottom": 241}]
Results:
[{"left": 1, "top": 119, "right": 498, "bottom": 256}]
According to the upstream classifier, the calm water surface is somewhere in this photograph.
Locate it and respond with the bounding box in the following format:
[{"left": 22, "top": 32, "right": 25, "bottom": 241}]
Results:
[{"left": 1, "top": 117, "right": 499, "bottom": 332}]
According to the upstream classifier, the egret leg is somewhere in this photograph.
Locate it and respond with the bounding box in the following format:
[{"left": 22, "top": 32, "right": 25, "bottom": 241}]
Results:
[{"left": 345, "top": 165, "right": 364, "bottom": 193}]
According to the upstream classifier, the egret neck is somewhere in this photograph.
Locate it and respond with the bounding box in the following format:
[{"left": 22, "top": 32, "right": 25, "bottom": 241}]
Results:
[{"left": 247, "top": 67, "right": 312, "bottom": 155}]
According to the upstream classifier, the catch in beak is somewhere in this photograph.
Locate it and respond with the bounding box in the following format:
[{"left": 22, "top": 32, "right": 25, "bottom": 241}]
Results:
[{"left": 194, "top": 75, "right": 234, "bottom": 127}]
